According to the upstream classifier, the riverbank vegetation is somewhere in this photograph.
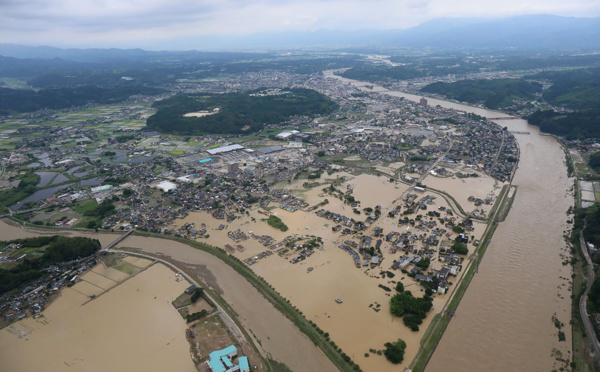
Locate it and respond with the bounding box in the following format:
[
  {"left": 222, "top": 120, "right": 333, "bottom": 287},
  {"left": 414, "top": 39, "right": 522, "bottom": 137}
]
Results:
[
  {"left": 525, "top": 68, "right": 600, "bottom": 139},
  {"left": 589, "top": 152, "right": 600, "bottom": 174},
  {"left": 570, "top": 203, "right": 600, "bottom": 372},
  {"left": 384, "top": 339, "right": 407, "bottom": 364}
]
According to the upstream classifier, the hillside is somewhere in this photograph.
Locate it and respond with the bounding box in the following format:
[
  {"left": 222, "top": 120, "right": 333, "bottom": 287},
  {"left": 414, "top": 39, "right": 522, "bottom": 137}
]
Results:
[{"left": 146, "top": 88, "right": 338, "bottom": 135}]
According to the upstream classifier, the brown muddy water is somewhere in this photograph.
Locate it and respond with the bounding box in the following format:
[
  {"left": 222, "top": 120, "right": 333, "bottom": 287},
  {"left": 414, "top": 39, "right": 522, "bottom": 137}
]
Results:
[
  {"left": 0, "top": 263, "right": 196, "bottom": 372},
  {"left": 326, "top": 71, "right": 573, "bottom": 371},
  {"left": 0, "top": 222, "right": 337, "bottom": 371}
]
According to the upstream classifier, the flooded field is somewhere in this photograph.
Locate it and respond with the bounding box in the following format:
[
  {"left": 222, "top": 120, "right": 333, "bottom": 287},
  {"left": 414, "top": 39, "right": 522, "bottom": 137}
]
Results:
[
  {"left": 0, "top": 263, "right": 196, "bottom": 372},
  {"left": 116, "top": 235, "right": 339, "bottom": 372},
  {"left": 0, "top": 221, "right": 336, "bottom": 371}
]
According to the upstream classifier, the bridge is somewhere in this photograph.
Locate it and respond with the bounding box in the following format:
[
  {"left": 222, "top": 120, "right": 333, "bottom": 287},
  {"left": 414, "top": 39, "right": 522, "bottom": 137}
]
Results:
[
  {"left": 0, "top": 206, "right": 45, "bottom": 218},
  {"left": 101, "top": 229, "right": 134, "bottom": 251},
  {"left": 487, "top": 116, "right": 520, "bottom": 120}
]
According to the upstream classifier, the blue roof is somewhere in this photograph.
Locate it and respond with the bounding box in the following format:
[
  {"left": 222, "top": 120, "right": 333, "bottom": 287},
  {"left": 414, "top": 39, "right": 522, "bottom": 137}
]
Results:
[
  {"left": 208, "top": 359, "right": 226, "bottom": 372},
  {"left": 208, "top": 345, "right": 238, "bottom": 372},
  {"left": 223, "top": 356, "right": 234, "bottom": 368},
  {"left": 199, "top": 158, "right": 212, "bottom": 163},
  {"left": 239, "top": 356, "right": 249, "bottom": 371}
]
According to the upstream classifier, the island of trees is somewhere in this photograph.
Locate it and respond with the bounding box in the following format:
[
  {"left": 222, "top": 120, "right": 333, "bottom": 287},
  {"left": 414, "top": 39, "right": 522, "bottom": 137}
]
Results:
[
  {"left": 146, "top": 88, "right": 338, "bottom": 135},
  {"left": 390, "top": 288, "right": 433, "bottom": 332}
]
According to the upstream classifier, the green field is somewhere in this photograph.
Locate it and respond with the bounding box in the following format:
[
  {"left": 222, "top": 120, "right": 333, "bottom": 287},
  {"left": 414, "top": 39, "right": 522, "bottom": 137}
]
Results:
[
  {"left": 74, "top": 199, "right": 99, "bottom": 215},
  {"left": 169, "top": 149, "right": 186, "bottom": 155},
  {"left": 114, "top": 261, "right": 141, "bottom": 275}
]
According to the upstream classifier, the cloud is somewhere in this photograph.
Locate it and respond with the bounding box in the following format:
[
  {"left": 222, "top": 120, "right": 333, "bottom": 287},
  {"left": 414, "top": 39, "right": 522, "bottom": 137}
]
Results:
[{"left": 1, "top": 0, "right": 599, "bottom": 48}]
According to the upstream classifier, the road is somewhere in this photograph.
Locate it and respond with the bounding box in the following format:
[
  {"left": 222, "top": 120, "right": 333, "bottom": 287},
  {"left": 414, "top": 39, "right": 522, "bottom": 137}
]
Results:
[
  {"left": 416, "top": 132, "right": 454, "bottom": 184},
  {"left": 488, "top": 130, "right": 506, "bottom": 175},
  {"left": 578, "top": 218, "right": 600, "bottom": 360}
]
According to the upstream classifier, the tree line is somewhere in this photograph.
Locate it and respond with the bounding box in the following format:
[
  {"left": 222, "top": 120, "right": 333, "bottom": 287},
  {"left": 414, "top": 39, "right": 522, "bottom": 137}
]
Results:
[{"left": 0, "top": 236, "right": 101, "bottom": 295}]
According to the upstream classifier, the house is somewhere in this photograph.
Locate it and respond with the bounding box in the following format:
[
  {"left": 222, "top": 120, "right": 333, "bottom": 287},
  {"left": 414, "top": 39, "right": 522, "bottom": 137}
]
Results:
[
  {"left": 437, "top": 267, "right": 450, "bottom": 279},
  {"left": 449, "top": 265, "right": 460, "bottom": 276},
  {"left": 370, "top": 257, "right": 381, "bottom": 266},
  {"left": 156, "top": 181, "right": 177, "bottom": 192},
  {"left": 415, "top": 274, "right": 432, "bottom": 282},
  {"left": 438, "top": 280, "right": 448, "bottom": 294},
  {"left": 185, "top": 285, "right": 196, "bottom": 294}
]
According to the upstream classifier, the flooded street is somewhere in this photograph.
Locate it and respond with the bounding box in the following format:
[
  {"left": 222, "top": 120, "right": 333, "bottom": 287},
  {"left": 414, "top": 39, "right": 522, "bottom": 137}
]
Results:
[{"left": 326, "top": 71, "right": 573, "bottom": 371}]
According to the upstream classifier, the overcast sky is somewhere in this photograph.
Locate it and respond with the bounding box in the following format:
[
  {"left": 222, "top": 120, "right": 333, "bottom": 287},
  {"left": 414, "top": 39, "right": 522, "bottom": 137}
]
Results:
[{"left": 1, "top": 0, "right": 599, "bottom": 49}]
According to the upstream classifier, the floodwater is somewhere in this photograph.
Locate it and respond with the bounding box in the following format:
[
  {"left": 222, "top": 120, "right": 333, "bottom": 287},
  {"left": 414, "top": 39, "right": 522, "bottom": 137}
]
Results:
[
  {"left": 172, "top": 172, "right": 491, "bottom": 371},
  {"left": 116, "top": 235, "right": 339, "bottom": 372},
  {"left": 10, "top": 183, "right": 74, "bottom": 210},
  {"left": 0, "top": 221, "right": 337, "bottom": 372},
  {"left": 0, "top": 263, "right": 196, "bottom": 372},
  {"left": 129, "top": 155, "right": 156, "bottom": 163},
  {"left": 80, "top": 177, "right": 101, "bottom": 186},
  {"left": 31, "top": 151, "right": 52, "bottom": 167},
  {"left": 326, "top": 71, "right": 573, "bottom": 371},
  {"left": 35, "top": 171, "right": 59, "bottom": 187}
]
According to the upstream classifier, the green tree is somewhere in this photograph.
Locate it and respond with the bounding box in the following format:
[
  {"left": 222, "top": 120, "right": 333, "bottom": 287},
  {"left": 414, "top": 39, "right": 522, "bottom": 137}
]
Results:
[
  {"left": 395, "top": 282, "right": 404, "bottom": 292},
  {"left": 452, "top": 225, "right": 465, "bottom": 234},
  {"left": 416, "top": 258, "right": 430, "bottom": 270},
  {"left": 384, "top": 339, "right": 407, "bottom": 364},
  {"left": 452, "top": 241, "right": 469, "bottom": 255}
]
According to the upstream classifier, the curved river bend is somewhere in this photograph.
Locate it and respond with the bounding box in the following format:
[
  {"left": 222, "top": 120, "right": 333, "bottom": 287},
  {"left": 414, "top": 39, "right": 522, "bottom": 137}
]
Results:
[{"left": 326, "top": 71, "right": 573, "bottom": 371}]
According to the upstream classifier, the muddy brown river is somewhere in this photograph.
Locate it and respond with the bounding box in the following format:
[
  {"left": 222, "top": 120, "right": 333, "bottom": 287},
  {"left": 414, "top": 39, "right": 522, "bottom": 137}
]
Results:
[{"left": 326, "top": 71, "right": 573, "bottom": 371}]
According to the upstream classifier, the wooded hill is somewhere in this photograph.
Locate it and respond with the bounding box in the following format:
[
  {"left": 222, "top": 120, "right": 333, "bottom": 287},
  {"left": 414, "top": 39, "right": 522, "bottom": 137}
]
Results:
[{"left": 146, "top": 88, "right": 338, "bottom": 134}]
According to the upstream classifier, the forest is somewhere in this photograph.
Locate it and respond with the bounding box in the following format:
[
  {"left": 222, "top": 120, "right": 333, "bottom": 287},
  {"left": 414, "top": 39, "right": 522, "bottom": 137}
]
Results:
[
  {"left": 0, "top": 85, "right": 163, "bottom": 115},
  {"left": 146, "top": 88, "right": 338, "bottom": 134},
  {"left": 0, "top": 236, "right": 101, "bottom": 295},
  {"left": 421, "top": 79, "right": 542, "bottom": 109},
  {"left": 527, "top": 67, "right": 600, "bottom": 139}
]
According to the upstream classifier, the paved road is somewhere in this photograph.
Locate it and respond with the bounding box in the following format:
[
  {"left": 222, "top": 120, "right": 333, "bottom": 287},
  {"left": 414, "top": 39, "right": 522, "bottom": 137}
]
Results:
[
  {"left": 578, "top": 218, "right": 600, "bottom": 360},
  {"left": 489, "top": 130, "right": 506, "bottom": 174}
]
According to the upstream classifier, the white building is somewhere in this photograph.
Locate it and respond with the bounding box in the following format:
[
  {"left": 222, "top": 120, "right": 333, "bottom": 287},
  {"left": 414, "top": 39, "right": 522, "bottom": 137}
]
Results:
[{"left": 156, "top": 181, "right": 177, "bottom": 192}]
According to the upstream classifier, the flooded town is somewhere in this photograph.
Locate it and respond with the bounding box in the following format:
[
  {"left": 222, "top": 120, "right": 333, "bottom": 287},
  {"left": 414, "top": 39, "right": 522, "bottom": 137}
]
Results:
[{"left": 0, "top": 45, "right": 598, "bottom": 372}]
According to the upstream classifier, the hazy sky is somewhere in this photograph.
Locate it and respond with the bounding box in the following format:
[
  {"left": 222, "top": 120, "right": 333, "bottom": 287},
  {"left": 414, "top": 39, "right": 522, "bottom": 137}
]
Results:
[{"left": 1, "top": 0, "right": 599, "bottom": 49}]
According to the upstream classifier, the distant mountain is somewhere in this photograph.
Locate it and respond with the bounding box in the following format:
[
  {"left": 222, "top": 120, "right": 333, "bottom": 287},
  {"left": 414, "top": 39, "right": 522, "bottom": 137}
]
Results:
[
  {"left": 398, "top": 15, "right": 600, "bottom": 49},
  {"left": 1, "top": 15, "right": 599, "bottom": 55}
]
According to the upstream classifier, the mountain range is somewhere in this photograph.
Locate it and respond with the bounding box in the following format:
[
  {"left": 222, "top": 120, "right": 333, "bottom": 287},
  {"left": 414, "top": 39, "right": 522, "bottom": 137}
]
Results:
[{"left": 0, "top": 15, "right": 598, "bottom": 59}]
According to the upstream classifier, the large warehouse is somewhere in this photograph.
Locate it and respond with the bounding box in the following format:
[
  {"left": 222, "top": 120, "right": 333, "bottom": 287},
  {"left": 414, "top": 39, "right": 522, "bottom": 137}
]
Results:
[{"left": 205, "top": 144, "right": 245, "bottom": 155}]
